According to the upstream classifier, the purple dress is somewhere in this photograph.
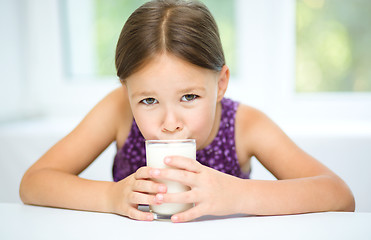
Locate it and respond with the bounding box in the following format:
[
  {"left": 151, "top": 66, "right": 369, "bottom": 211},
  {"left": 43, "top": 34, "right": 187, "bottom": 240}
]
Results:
[{"left": 112, "top": 98, "right": 250, "bottom": 182}]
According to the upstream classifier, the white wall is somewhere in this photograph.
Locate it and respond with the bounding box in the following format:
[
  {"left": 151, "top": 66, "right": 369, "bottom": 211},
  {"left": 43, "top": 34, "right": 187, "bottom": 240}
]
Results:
[{"left": 0, "top": 0, "right": 24, "bottom": 121}]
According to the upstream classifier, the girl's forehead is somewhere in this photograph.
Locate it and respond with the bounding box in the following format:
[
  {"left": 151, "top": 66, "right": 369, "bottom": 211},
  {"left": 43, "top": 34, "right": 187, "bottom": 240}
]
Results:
[
  {"left": 125, "top": 53, "right": 218, "bottom": 85},
  {"left": 144, "top": 53, "right": 212, "bottom": 73}
]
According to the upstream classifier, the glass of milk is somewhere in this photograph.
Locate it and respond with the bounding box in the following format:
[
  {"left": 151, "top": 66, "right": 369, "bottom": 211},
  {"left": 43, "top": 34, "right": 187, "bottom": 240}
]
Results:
[{"left": 145, "top": 139, "right": 196, "bottom": 220}]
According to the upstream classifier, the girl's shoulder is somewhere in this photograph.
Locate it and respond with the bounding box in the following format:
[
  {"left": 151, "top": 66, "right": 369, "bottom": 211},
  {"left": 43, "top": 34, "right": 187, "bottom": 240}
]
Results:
[
  {"left": 235, "top": 103, "right": 279, "bottom": 159},
  {"left": 86, "top": 86, "right": 133, "bottom": 148},
  {"left": 105, "top": 86, "right": 133, "bottom": 148},
  {"left": 235, "top": 103, "right": 271, "bottom": 131},
  {"left": 236, "top": 103, "right": 283, "bottom": 140}
]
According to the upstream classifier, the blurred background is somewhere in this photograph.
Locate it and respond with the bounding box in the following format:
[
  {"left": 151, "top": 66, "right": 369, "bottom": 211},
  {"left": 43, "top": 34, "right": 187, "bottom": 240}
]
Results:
[{"left": 0, "top": 0, "right": 370, "bottom": 211}]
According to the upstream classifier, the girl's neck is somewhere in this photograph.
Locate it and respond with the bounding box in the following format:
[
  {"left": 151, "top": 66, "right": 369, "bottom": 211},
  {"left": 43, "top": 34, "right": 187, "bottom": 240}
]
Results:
[{"left": 198, "top": 101, "right": 222, "bottom": 150}]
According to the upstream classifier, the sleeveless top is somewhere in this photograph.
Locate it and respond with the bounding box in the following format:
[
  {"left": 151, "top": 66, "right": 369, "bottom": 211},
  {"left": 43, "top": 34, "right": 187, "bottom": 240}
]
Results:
[{"left": 112, "top": 98, "right": 250, "bottom": 182}]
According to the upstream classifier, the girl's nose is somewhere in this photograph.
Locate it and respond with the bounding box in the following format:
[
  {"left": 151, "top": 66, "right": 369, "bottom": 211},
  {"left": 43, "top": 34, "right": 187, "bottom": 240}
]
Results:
[{"left": 161, "top": 109, "right": 183, "bottom": 133}]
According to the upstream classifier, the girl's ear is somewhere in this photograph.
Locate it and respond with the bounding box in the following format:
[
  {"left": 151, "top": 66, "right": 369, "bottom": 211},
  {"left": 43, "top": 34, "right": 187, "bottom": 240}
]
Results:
[{"left": 217, "top": 65, "right": 230, "bottom": 101}]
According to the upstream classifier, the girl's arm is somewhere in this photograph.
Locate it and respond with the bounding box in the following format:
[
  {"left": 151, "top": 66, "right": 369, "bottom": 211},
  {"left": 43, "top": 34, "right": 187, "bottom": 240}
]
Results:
[
  {"left": 234, "top": 105, "right": 355, "bottom": 215},
  {"left": 20, "top": 87, "right": 130, "bottom": 213},
  {"left": 152, "top": 105, "right": 355, "bottom": 222}
]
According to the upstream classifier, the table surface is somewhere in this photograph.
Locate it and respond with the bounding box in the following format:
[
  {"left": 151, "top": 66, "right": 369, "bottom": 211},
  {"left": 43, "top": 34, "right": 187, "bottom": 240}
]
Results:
[{"left": 1, "top": 203, "right": 370, "bottom": 240}]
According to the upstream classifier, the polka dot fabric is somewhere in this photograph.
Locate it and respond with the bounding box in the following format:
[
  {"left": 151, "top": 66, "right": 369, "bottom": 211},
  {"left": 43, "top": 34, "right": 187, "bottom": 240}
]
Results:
[{"left": 112, "top": 98, "right": 250, "bottom": 182}]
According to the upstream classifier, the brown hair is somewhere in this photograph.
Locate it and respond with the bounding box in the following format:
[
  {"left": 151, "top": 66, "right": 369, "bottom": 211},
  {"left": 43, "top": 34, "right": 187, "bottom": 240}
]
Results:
[{"left": 115, "top": 0, "right": 225, "bottom": 81}]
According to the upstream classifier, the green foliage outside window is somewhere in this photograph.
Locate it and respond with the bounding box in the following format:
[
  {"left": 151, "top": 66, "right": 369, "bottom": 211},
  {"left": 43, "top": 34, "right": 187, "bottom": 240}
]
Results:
[{"left": 296, "top": 0, "right": 371, "bottom": 92}]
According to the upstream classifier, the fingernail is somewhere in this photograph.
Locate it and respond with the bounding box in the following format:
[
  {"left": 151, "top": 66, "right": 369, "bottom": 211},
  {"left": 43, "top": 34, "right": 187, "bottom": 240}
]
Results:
[
  {"left": 153, "top": 196, "right": 158, "bottom": 204},
  {"left": 164, "top": 157, "right": 171, "bottom": 164},
  {"left": 151, "top": 169, "right": 160, "bottom": 176},
  {"left": 147, "top": 213, "right": 154, "bottom": 221},
  {"left": 172, "top": 215, "right": 179, "bottom": 222},
  {"left": 158, "top": 185, "right": 166, "bottom": 192},
  {"left": 156, "top": 194, "right": 164, "bottom": 201}
]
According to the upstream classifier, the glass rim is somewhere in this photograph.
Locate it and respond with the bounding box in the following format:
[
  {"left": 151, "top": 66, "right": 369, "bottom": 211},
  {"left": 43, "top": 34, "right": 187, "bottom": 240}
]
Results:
[{"left": 145, "top": 139, "right": 195, "bottom": 144}]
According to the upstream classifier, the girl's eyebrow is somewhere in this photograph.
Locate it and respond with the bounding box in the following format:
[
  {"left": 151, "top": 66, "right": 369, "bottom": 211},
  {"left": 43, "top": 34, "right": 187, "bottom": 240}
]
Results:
[
  {"left": 131, "top": 90, "right": 155, "bottom": 99},
  {"left": 177, "top": 86, "right": 206, "bottom": 94}
]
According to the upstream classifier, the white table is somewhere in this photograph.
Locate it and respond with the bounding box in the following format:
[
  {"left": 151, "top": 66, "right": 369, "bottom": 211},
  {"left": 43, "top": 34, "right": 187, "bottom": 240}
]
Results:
[{"left": 0, "top": 203, "right": 370, "bottom": 240}]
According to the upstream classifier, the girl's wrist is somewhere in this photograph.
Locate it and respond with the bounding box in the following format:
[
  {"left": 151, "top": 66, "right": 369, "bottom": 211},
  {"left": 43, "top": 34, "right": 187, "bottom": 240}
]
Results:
[
  {"left": 232, "top": 178, "right": 256, "bottom": 215},
  {"left": 104, "top": 181, "right": 117, "bottom": 214},
  {"left": 219, "top": 175, "right": 255, "bottom": 215}
]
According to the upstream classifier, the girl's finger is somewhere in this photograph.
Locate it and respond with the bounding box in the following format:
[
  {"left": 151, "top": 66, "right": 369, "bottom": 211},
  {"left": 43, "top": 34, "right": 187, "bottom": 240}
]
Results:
[
  {"left": 164, "top": 156, "right": 202, "bottom": 173},
  {"left": 129, "top": 191, "right": 158, "bottom": 205},
  {"left": 171, "top": 205, "right": 204, "bottom": 223},
  {"left": 126, "top": 206, "right": 154, "bottom": 221},
  {"left": 151, "top": 168, "right": 197, "bottom": 187},
  {"left": 132, "top": 179, "right": 167, "bottom": 194},
  {"left": 134, "top": 166, "right": 152, "bottom": 180},
  {"left": 156, "top": 190, "right": 196, "bottom": 204}
]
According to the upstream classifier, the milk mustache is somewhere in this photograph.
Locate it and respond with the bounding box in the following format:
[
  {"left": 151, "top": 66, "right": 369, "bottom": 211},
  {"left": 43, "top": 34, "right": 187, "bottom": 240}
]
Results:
[{"left": 145, "top": 139, "right": 196, "bottom": 219}]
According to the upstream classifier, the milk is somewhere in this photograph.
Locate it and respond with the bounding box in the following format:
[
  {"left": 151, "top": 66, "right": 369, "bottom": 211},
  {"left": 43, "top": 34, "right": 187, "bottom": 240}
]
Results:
[{"left": 145, "top": 139, "right": 195, "bottom": 219}]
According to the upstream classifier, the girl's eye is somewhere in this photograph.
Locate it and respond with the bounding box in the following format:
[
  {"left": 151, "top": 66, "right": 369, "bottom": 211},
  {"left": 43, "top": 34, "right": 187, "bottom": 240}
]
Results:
[
  {"left": 141, "top": 98, "right": 158, "bottom": 105},
  {"left": 181, "top": 94, "right": 198, "bottom": 102}
]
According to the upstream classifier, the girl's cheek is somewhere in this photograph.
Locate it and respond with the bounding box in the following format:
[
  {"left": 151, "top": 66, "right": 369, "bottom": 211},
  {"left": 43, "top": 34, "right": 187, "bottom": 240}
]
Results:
[
  {"left": 190, "top": 114, "right": 214, "bottom": 144},
  {"left": 134, "top": 115, "right": 159, "bottom": 139}
]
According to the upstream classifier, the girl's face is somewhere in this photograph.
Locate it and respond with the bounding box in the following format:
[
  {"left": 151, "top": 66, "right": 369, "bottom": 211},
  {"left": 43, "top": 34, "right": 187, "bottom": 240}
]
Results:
[{"left": 124, "top": 53, "right": 229, "bottom": 150}]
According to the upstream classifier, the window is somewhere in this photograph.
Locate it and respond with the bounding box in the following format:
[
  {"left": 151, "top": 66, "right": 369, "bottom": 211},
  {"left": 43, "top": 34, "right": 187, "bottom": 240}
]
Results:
[
  {"left": 232, "top": 0, "right": 371, "bottom": 124},
  {"left": 61, "top": 0, "right": 237, "bottom": 80},
  {"left": 296, "top": 0, "right": 371, "bottom": 92}
]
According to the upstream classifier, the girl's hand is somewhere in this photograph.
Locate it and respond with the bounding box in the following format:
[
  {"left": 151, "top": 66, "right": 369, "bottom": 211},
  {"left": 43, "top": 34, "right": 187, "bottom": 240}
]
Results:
[
  {"left": 150, "top": 156, "right": 243, "bottom": 223},
  {"left": 107, "top": 166, "right": 167, "bottom": 221}
]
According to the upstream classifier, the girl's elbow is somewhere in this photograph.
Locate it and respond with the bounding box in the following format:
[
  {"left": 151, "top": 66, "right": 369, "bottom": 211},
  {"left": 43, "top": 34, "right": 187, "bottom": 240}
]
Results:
[
  {"left": 19, "top": 171, "right": 35, "bottom": 205},
  {"left": 19, "top": 176, "right": 29, "bottom": 204},
  {"left": 343, "top": 191, "right": 356, "bottom": 212},
  {"left": 327, "top": 175, "right": 355, "bottom": 212},
  {"left": 336, "top": 179, "right": 356, "bottom": 212}
]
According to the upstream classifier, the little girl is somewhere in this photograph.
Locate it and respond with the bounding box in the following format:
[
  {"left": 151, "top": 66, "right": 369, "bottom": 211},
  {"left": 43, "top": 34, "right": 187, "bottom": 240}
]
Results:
[{"left": 20, "top": 0, "right": 355, "bottom": 223}]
